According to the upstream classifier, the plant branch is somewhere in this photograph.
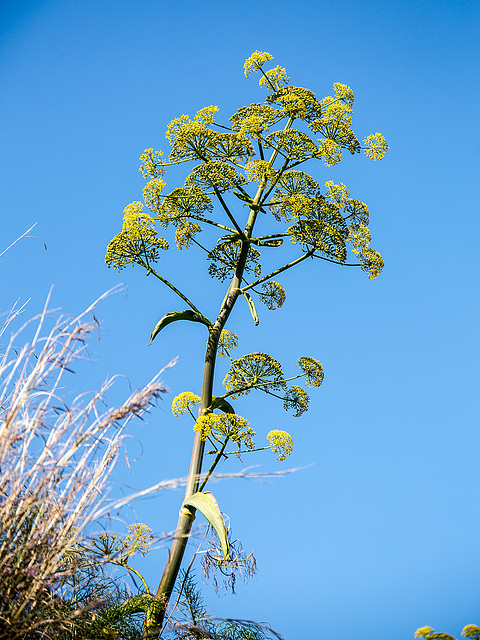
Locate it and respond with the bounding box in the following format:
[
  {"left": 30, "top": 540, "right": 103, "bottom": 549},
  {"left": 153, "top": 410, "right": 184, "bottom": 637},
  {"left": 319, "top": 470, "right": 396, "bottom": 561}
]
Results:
[
  {"left": 143, "top": 264, "right": 204, "bottom": 314},
  {"left": 240, "top": 249, "right": 314, "bottom": 293},
  {"left": 198, "top": 436, "right": 230, "bottom": 492}
]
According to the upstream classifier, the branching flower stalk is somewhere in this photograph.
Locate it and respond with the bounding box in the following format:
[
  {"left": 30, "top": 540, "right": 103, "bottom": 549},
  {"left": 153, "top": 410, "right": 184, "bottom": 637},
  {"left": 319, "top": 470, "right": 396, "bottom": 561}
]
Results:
[{"left": 105, "top": 50, "right": 388, "bottom": 636}]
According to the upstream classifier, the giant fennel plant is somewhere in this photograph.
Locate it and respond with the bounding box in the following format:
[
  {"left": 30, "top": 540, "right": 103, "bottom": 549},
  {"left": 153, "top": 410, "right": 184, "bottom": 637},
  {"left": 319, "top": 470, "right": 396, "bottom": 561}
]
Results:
[{"left": 106, "top": 50, "right": 388, "bottom": 637}]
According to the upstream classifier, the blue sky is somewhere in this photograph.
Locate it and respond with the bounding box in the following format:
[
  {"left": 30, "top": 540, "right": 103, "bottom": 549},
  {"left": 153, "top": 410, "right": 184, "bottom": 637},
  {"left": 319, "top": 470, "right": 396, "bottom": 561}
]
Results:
[{"left": 1, "top": 0, "right": 480, "bottom": 638}]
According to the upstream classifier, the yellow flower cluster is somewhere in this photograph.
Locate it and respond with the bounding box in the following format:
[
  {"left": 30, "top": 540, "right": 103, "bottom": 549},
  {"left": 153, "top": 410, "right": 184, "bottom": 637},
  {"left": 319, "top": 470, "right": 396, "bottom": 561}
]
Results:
[
  {"left": 158, "top": 185, "right": 212, "bottom": 229},
  {"left": 213, "top": 133, "right": 254, "bottom": 163},
  {"left": 267, "top": 86, "right": 323, "bottom": 122},
  {"left": 266, "top": 430, "right": 293, "bottom": 461},
  {"left": 259, "top": 66, "right": 290, "bottom": 90},
  {"left": 244, "top": 50, "right": 274, "bottom": 77},
  {"left": 230, "top": 104, "right": 280, "bottom": 138},
  {"left": 194, "top": 412, "right": 255, "bottom": 449},
  {"left": 195, "top": 105, "right": 219, "bottom": 125},
  {"left": 265, "top": 130, "right": 317, "bottom": 160},
  {"left": 223, "top": 352, "right": 286, "bottom": 397},
  {"left": 175, "top": 220, "right": 202, "bottom": 250},
  {"left": 217, "top": 329, "right": 239, "bottom": 358},
  {"left": 139, "top": 148, "right": 166, "bottom": 180},
  {"left": 105, "top": 202, "right": 168, "bottom": 271},
  {"left": 289, "top": 218, "right": 348, "bottom": 261},
  {"left": 317, "top": 138, "right": 342, "bottom": 167},
  {"left": 123, "top": 523, "right": 154, "bottom": 559},
  {"left": 283, "top": 385, "right": 310, "bottom": 417},
  {"left": 171, "top": 391, "right": 201, "bottom": 417},
  {"left": 259, "top": 281, "right": 286, "bottom": 310},
  {"left": 143, "top": 178, "right": 167, "bottom": 214},
  {"left": 297, "top": 357, "right": 324, "bottom": 387},
  {"left": 363, "top": 133, "right": 388, "bottom": 160},
  {"left": 244, "top": 160, "right": 276, "bottom": 184},
  {"left": 343, "top": 198, "right": 369, "bottom": 225},
  {"left": 187, "top": 160, "right": 246, "bottom": 192},
  {"left": 333, "top": 82, "right": 355, "bottom": 107},
  {"left": 93, "top": 523, "right": 153, "bottom": 563},
  {"left": 271, "top": 170, "right": 320, "bottom": 221},
  {"left": 208, "top": 241, "right": 261, "bottom": 282},
  {"left": 325, "top": 181, "right": 350, "bottom": 205},
  {"left": 320, "top": 96, "right": 352, "bottom": 125},
  {"left": 348, "top": 223, "right": 384, "bottom": 279}
]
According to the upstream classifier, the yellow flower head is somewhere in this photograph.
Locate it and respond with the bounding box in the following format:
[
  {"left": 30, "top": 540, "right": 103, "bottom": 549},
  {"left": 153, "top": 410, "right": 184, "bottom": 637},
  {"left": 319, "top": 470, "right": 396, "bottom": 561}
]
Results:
[
  {"left": 171, "top": 391, "right": 201, "bottom": 417},
  {"left": 123, "top": 523, "right": 154, "bottom": 559},
  {"left": 320, "top": 96, "right": 352, "bottom": 125},
  {"left": 267, "top": 86, "right": 323, "bottom": 122},
  {"left": 223, "top": 352, "right": 286, "bottom": 398},
  {"left": 317, "top": 139, "right": 342, "bottom": 166},
  {"left": 244, "top": 160, "right": 276, "bottom": 184},
  {"left": 462, "top": 626, "right": 480, "bottom": 639},
  {"left": 217, "top": 330, "right": 239, "bottom": 358},
  {"left": 158, "top": 185, "right": 212, "bottom": 229},
  {"left": 143, "top": 178, "right": 167, "bottom": 214},
  {"left": 230, "top": 104, "right": 281, "bottom": 139},
  {"left": 415, "top": 628, "right": 435, "bottom": 639},
  {"left": 259, "top": 281, "right": 286, "bottom": 310},
  {"left": 187, "top": 161, "right": 246, "bottom": 192},
  {"left": 363, "top": 133, "right": 388, "bottom": 160},
  {"left": 195, "top": 105, "right": 219, "bottom": 125},
  {"left": 244, "top": 51, "right": 274, "bottom": 77},
  {"left": 325, "top": 181, "right": 350, "bottom": 205},
  {"left": 297, "top": 357, "right": 324, "bottom": 387},
  {"left": 348, "top": 223, "right": 384, "bottom": 279},
  {"left": 343, "top": 199, "right": 370, "bottom": 225},
  {"left": 265, "top": 130, "right": 317, "bottom": 161},
  {"left": 139, "top": 148, "right": 166, "bottom": 180},
  {"left": 194, "top": 412, "right": 255, "bottom": 449},
  {"left": 175, "top": 220, "right": 202, "bottom": 250},
  {"left": 283, "top": 385, "right": 310, "bottom": 417},
  {"left": 333, "top": 82, "right": 355, "bottom": 107},
  {"left": 267, "top": 430, "right": 293, "bottom": 461},
  {"left": 105, "top": 202, "right": 168, "bottom": 271},
  {"left": 259, "top": 66, "right": 290, "bottom": 91}
]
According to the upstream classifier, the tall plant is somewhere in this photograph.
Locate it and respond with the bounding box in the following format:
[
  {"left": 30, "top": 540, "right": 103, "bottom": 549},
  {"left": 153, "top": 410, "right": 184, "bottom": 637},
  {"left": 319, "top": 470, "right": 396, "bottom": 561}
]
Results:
[{"left": 106, "top": 50, "right": 388, "bottom": 637}]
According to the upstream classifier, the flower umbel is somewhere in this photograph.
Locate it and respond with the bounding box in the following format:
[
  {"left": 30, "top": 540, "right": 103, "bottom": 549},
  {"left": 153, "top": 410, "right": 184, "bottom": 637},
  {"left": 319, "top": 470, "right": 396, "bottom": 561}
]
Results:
[
  {"left": 171, "top": 392, "right": 201, "bottom": 417},
  {"left": 223, "top": 352, "right": 286, "bottom": 398},
  {"left": 283, "top": 385, "right": 310, "bottom": 417},
  {"left": 244, "top": 51, "right": 274, "bottom": 77},
  {"left": 363, "top": 133, "right": 388, "bottom": 160},
  {"left": 105, "top": 202, "right": 168, "bottom": 271},
  {"left": 297, "top": 357, "right": 324, "bottom": 387},
  {"left": 266, "top": 430, "right": 293, "bottom": 461},
  {"left": 217, "top": 330, "right": 239, "bottom": 358},
  {"left": 194, "top": 413, "right": 255, "bottom": 449}
]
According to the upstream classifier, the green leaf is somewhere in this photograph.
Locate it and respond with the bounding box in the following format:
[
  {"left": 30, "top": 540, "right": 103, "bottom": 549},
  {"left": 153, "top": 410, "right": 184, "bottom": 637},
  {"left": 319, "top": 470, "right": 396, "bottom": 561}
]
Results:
[
  {"left": 233, "top": 189, "right": 253, "bottom": 203},
  {"left": 243, "top": 292, "right": 259, "bottom": 326},
  {"left": 211, "top": 396, "right": 235, "bottom": 414},
  {"left": 150, "top": 310, "right": 212, "bottom": 343},
  {"left": 183, "top": 491, "right": 229, "bottom": 559}
]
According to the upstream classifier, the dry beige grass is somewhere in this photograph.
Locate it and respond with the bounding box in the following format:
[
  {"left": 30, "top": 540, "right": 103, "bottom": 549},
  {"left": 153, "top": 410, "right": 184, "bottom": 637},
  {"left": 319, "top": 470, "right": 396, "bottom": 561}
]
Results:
[{"left": 0, "top": 293, "right": 169, "bottom": 638}]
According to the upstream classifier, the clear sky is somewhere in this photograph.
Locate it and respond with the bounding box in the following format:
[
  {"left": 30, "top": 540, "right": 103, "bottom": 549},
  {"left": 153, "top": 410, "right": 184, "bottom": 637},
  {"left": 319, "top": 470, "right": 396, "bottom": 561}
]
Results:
[{"left": 1, "top": 0, "right": 480, "bottom": 638}]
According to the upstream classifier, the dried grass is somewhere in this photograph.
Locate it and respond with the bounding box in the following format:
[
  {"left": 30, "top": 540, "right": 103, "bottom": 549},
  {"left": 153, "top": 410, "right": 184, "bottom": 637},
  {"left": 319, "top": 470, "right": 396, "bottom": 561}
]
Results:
[{"left": 0, "top": 293, "right": 169, "bottom": 638}]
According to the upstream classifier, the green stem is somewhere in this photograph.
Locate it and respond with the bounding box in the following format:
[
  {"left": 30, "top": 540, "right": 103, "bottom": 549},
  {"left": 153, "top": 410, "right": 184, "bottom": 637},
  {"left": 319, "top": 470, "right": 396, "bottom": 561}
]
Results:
[
  {"left": 110, "top": 560, "right": 151, "bottom": 595},
  {"left": 240, "top": 249, "right": 314, "bottom": 293},
  {"left": 143, "top": 264, "right": 203, "bottom": 314},
  {"left": 198, "top": 435, "right": 230, "bottom": 492},
  {"left": 213, "top": 187, "right": 245, "bottom": 237}
]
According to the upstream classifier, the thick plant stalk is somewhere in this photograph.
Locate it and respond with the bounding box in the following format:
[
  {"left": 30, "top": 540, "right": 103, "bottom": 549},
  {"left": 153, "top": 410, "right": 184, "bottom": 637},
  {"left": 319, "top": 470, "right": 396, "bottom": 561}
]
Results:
[{"left": 151, "top": 199, "right": 266, "bottom": 636}]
